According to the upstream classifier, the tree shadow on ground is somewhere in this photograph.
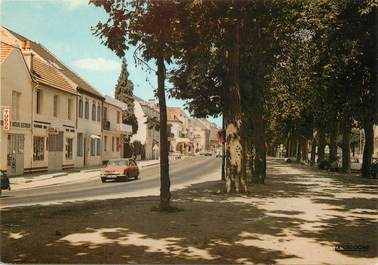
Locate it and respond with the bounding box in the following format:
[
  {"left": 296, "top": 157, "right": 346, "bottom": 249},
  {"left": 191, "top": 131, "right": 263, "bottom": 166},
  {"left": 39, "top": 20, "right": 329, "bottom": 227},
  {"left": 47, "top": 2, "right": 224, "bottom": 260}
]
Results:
[{"left": 1, "top": 159, "right": 377, "bottom": 264}]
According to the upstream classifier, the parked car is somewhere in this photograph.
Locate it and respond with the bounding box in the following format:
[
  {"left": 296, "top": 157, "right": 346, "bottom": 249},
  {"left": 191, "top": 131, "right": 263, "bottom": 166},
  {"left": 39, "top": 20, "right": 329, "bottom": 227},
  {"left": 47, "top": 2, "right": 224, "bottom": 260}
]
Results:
[{"left": 100, "top": 159, "right": 139, "bottom": 183}]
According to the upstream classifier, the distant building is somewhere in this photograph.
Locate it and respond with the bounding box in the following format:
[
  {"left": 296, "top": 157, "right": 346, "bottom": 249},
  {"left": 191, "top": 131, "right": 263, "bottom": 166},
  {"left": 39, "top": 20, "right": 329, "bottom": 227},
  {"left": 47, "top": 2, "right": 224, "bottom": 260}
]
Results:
[
  {"left": 188, "top": 118, "right": 210, "bottom": 153},
  {"left": 167, "top": 107, "right": 193, "bottom": 155},
  {"left": 131, "top": 97, "right": 160, "bottom": 160},
  {"left": 102, "top": 96, "right": 132, "bottom": 163}
]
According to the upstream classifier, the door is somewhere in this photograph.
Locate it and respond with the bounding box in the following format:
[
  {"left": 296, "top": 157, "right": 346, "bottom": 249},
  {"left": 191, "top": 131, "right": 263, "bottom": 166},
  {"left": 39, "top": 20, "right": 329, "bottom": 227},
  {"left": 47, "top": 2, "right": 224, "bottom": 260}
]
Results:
[
  {"left": 7, "top": 134, "right": 24, "bottom": 176},
  {"left": 48, "top": 132, "right": 63, "bottom": 171}
]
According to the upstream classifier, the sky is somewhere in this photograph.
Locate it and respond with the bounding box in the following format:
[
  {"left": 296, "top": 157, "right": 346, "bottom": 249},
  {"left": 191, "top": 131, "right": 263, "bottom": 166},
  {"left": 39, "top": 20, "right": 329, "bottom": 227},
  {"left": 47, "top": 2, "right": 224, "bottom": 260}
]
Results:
[{"left": 0, "top": 0, "right": 222, "bottom": 127}]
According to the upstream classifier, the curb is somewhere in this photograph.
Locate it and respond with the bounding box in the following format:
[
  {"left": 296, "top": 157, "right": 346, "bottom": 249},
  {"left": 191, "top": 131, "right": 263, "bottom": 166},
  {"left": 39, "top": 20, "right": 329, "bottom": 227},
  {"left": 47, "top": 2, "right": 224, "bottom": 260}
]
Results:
[{"left": 141, "top": 162, "right": 160, "bottom": 168}]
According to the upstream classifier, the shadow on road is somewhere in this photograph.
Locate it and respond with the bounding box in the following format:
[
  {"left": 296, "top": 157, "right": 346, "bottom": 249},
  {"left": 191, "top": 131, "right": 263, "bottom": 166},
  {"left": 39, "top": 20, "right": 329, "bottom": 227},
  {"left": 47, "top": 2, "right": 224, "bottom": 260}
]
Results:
[{"left": 1, "top": 159, "right": 377, "bottom": 264}]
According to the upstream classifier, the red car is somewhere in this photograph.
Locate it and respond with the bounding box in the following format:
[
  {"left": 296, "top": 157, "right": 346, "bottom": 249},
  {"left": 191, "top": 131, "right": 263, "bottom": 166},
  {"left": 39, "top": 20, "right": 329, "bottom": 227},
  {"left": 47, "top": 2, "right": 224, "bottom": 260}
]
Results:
[{"left": 100, "top": 159, "right": 139, "bottom": 183}]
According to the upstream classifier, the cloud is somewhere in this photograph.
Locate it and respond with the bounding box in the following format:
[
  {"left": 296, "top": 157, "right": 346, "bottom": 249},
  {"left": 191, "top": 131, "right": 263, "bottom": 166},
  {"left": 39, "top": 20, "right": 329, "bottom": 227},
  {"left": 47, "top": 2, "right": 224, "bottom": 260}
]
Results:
[
  {"left": 62, "top": 0, "right": 89, "bottom": 9},
  {"left": 72, "top": 58, "right": 121, "bottom": 72}
]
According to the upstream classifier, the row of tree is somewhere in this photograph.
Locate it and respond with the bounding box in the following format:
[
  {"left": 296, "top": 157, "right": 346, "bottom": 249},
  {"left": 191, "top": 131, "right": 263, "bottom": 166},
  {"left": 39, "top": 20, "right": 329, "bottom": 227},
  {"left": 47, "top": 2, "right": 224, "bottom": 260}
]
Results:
[{"left": 90, "top": 0, "right": 377, "bottom": 210}]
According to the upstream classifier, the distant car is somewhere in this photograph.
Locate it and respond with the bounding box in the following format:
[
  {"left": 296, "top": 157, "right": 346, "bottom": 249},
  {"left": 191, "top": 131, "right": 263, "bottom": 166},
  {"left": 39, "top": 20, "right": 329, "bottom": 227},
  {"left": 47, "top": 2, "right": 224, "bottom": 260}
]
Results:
[
  {"left": 284, "top": 157, "right": 297, "bottom": 163},
  {"left": 100, "top": 159, "right": 139, "bottom": 183},
  {"left": 370, "top": 158, "right": 378, "bottom": 178}
]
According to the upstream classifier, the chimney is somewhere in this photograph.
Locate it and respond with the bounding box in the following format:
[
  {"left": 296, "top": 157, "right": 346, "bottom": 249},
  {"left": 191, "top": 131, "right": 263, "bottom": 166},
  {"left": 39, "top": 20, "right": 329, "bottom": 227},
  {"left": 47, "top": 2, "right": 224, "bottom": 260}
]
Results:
[{"left": 22, "top": 40, "right": 33, "bottom": 70}]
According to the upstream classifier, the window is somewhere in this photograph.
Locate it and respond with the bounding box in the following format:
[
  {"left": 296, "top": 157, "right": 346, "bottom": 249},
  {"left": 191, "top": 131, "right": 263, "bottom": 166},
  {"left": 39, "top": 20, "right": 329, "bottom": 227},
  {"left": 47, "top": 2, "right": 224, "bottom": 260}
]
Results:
[
  {"left": 53, "top": 95, "right": 58, "bottom": 117},
  {"left": 48, "top": 132, "right": 63, "bottom": 152},
  {"left": 85, "top": 100, "right": 89, "bottom": 119},
  {"left": 116, "top": 137, "right": 120, "bottom": 151},
  {"left": 96, "top": 139, "right": 101, "bottom": 156},
  {"left": 65, "top": 138, "right": 73, "bottom": 159},
  {"left": 112, "top": 137, "right": 115, "bottom": 152},
  {"left": 68, "top": 99, "right": 72, "bottom": 120},
  {"left": 92, "top": 101, "right": 96, "bottom": 121},
  {"left": 104, "top": 136, "right": 107, "bottom": 152},
  {"left": 103, "top": 107, "right": 108, "bottom": 122},
  {"left": 11, "top": 91, "right": 20, "bottom": 120},
  {"left": 117, "top": 111, "right": 120, "bottom": 124},
  {"left": 33, "top": 136, "right": 45, "bottom": 161},
  {"left": 77, "top": 133, "right": 83, "bottom": 157},
  {"left": 91, "top": 138, "right": 96, "bottom": 156},
  {"left": 97, "top": 104, "right": 101, "bottom": 122},
  {"left": 90, "top": 138, "right": 101, "bottom": 156},
  {"left": 36, "top": 90, "right": 42, "bottom": 114},
  {"left": 78, "top": 98, "right": 83, "bottom": 118}
]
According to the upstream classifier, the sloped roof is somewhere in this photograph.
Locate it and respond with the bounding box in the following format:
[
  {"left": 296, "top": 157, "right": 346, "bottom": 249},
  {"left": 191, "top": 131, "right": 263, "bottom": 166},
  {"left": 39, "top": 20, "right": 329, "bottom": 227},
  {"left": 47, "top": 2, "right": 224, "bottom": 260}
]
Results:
[
  {"left": 4, "top": 27, "right": 103, "bottom": 99},
  {"left": 104, "top": 95, "right": 127, "bottom": 110},
  {"left": 0, "top": 42, "right": 14, "bottom": 63},
  {"left": 32, "top": 56, "right": 77, "bottom": 94},
  {"left": 167, "top": 107, "right": 188, "bottom": 121},
  {"left": 189, "top": 118, "right": 209, "bottom": 130}
]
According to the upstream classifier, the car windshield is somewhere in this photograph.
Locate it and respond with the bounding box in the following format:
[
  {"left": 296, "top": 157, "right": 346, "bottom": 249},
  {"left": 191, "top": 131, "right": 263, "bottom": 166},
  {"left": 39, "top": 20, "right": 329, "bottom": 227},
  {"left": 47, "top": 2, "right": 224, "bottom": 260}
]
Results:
[{"left": 108, "top": 160, "right": 128, "bottom": 166}]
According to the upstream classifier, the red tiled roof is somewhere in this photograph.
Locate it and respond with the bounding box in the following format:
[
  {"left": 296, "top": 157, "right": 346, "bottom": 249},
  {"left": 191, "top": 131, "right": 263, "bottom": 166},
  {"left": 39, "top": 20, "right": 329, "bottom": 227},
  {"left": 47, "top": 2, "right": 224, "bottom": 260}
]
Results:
[
  {"left": 32, "top": 57, "right": 77, "bottom": 94},
  {"left": 4, "top": 27, "right": 103, "bottom": 99},
  {"left": 0, "top": 42, "right": 14, "bottom": 63}
]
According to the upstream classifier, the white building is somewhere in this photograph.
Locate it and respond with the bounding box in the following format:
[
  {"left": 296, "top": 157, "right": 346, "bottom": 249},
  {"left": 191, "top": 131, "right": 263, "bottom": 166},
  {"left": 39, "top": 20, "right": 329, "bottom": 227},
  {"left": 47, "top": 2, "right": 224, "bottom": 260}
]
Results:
[
  {"left": 1, "top": 28, "right": 81, "bottom": 174},
  {"left": 102, "top": 96, "right": 132, "bottom": 163},
  {"left": 131, "top": 97, "right": 160, "bottom": 160},
  {"left": 0, "top": 39, "right": 33, "bottom": 176},
  {"left": 6, "top": 27, "right": 106, "bottom": 168},
  {"left": 167, "top": 107, "right": 193, "bottom": 155}
]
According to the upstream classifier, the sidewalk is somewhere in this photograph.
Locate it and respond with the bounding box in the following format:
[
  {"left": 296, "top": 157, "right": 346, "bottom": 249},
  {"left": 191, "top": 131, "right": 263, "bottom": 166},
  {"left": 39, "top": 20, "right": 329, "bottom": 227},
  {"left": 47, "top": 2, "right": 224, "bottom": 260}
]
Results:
[
  {"left": 1, "top": 158, "right": 376, "bottom": 264},
  {"left": 8, "top": 159, "right": 160, "bottom": 191}
]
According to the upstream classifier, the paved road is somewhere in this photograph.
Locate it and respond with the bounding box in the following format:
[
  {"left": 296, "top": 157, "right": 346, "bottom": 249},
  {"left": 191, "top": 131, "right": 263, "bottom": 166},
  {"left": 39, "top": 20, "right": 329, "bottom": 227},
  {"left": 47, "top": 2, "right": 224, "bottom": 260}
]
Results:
[{"left": 0, "top": 156, "right": 220, "bottom": 208}]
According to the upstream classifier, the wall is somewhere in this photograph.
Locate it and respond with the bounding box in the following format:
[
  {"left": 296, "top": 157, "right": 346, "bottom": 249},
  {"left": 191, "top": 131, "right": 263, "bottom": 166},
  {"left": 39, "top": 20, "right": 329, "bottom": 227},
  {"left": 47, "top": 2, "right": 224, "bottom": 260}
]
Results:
[
  {"left": 32, "top": 83, "right": 77, "bottom": 170},
  {"left": 102, "top": 102, "right": 122, "bottom": 162},
  {"left": 76, "top": 93, "right": 102, "bottom": 167},
  {"left": 0, "top": 48, "right": 33, "bottom": 174}
]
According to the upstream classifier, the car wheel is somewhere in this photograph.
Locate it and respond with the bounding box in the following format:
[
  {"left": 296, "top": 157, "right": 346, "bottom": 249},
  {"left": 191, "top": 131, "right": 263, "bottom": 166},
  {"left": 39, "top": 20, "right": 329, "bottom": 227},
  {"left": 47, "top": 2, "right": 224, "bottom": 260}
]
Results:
[
  {"left": 101, "top": 177, "right": 107, "bottom": 183},
  {"left": 122, "top": 172, "right": 128, "bottom": 182}
]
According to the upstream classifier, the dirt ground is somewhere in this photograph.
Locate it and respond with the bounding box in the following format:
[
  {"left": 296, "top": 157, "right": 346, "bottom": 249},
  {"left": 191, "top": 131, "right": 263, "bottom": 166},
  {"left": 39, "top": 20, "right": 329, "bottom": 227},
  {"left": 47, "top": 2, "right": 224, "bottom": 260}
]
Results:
[{"left": 1, "top": 159, "right": 377, "bottom": 264}]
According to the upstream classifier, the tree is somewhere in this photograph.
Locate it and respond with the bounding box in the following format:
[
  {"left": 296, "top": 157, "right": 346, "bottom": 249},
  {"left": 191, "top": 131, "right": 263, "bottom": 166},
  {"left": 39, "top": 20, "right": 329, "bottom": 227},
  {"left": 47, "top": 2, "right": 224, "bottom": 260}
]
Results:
[
  {"left": 115, "top": 58, "right": 138, "bottom": 135},
  {"left": 91, "top": 0, "right": 181, "bottom": 210}
]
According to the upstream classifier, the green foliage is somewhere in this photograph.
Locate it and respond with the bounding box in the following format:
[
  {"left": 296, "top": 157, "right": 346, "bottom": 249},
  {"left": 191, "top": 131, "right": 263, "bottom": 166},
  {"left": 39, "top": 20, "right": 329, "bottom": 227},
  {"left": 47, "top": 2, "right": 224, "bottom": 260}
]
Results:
[{"left": 115, "top": 58, "right": 138, "bottom": 135}]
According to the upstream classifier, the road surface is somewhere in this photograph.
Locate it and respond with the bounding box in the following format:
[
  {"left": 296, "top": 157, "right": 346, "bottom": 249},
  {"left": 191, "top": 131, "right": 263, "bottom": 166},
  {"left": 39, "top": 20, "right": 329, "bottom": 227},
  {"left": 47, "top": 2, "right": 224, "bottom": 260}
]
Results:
[{"left": 0, "top": 156, "right": 221, "bottom": 208}]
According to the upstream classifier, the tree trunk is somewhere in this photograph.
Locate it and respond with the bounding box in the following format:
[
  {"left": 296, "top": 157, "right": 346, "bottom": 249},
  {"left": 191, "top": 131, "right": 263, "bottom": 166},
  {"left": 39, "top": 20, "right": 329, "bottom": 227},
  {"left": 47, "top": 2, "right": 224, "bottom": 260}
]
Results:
[
  {"left": 301, "top": 137, "right": 308, "bottom": 163},
  {"left": 329, "top": 120, "right": 338, "bottom": 162},
  {"left": 342, "top": 116, "right": 351, "bottom": 173},
  {"left": 310, "top": 137, "right": 316, "bottom": 166},
  {"left": 252, "top": 110, "right": 266, "bottom": 184},
  {"left": 285, "top": 136, "right": 290, "bottom": 158},
  {"left": 361, "top": 121, "right": 374, "bottom": 178},
  {"left": 221, "top": 115, "right": 226, "bottom": 181},
  {"left": 318, "top": 127, "right": 325, "bottom": 163},
  {"left": 224, "top": 21, "right": 247, "bottom": 193},
  {"left": 156, "top": 55, "right": 171, "bottom": 210},
  {"left": 296, "top": 138, "right": 301, "bottom": 163}
]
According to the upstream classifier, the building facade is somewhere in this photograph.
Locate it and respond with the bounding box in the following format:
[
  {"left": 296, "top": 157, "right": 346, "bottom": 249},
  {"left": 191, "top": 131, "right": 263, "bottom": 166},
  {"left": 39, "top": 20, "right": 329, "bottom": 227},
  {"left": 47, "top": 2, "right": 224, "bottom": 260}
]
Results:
[
  {"left": 131, "top": 97, "right": 160, "bottom": 160},
  {"left": 102, "top": 96, "right": 132, "bottom": 163},
  {"left": 0, "top": 40, "right": 33, "bottom": 176}
]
